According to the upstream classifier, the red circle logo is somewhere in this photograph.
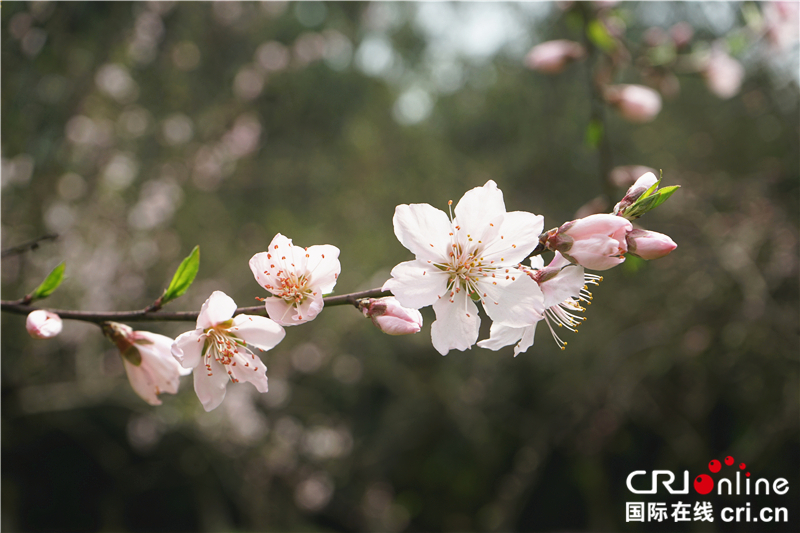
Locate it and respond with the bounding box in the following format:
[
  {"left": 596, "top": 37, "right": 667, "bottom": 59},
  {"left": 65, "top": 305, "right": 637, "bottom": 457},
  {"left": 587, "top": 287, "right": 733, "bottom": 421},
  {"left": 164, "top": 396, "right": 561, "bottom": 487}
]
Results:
[{"left": 694, "top": 474, "right": 714, "bottom": 495}]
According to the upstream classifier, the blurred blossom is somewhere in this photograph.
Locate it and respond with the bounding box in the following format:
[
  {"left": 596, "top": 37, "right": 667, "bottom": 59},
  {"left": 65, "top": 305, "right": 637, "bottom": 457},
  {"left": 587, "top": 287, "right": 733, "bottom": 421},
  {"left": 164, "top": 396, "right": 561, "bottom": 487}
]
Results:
[
  {"left": 763, "top": 1, "right": 800, "bottom": 50},
  {"left": 223, "top": 114, "right": 262, "bottom": 157},
  {"left": 212, "top": 0, "right": 242, "bottom": 25},
  {"left": 221, "top": 386, "right": 270, "bottom": 444},
  {"left": 362, "top": 2, "right": 402, "bottom": 31},
  {"left": 192, "top": 145, "right": 226, "bottom": 191},
  {"left": 172, "top": 41, "right": 201, "bottom": 71},
  {"left": 291, "top": 343, "right": 325, "bottom": 373},
  {"left": 44, "top": 202, "right": 77, "bottom": 232},
  {"left": 118, "top": 106, "right": 151, "bottom": 138},
  {"left": 21, "top": 28, "right": 47, "bottom": 58},
  {"left": 323, "top": 29, "right": 353, "bottom": 71},
  {"left": 331, "top": 354, "right": 362, "bottom": 384},
  {"left": 295, "top": 473, "right": 334, "bottom": 512},
  {"left": 134, "top": 11, "right": 164, "bottom": 43},
  {"left": 102, "top": 152, "right": 139, "bottom": 190},
  {"left": 303, "top": 426, "right": 353, "bottom": 459},
  {"left": 261, "top": 377, "right": 291, "bottom": 408},
  {"left": 126, "top": 413, "right": 164, "bottom": 453},
  {"left": 703, "top": 47, "right": 745, "bottom": 100},
  {"left": 26, "top": 310, "right": 63, "bottom": 339},
  {"left": 294, "top": 1, "right": 327, "bottom": 28},
  {"left": 355, "top": 36, "right": 395, "bottom": 77},
  {"left": 393, "top": 87, "right": 434, "bottom": 125},
  {"left": 275, "top": 416, "right": 304, "bottom": 446},
  {"left": 95, "top": 64, "right": 139, "bottom": 103},
  {"left": 128, "top": 178, "right": 184, "bottom": 230},
  {"left": 261, "top": 0, "right": 288, "bottom": 17},
  {"left": 430, "top": 59, "right": 464, "bottom": 94},
  {"left": 65, "top": 115, "right": 98, "bottom": 145},
  {"left": 9, "top": 12, "right": 33, "bottom": 40},
  {"left": 162, "top": 113, "right": 194, "bottom": 145},
  {"left": 670, "top": 21, "right": 694, "bottom": 49},
  {"left": 256, "top": 41, "right": 290, "bottom": 72},
  {"left": 643, "top": 27, "right": 668, "bottom": 47},
  {"left": 1, "top": 154, "right": 34, "bottom": 188},
  {"left": 294, "top": 32, "right": 326, "bottom": 65},
  {"left": 57, "top": 172, "right": 87, "bottom": 201},
  {"left": 524, "top": 40, "right": 585, "bottom": 74},
  {"left": 233, "top": 66, "right": 265, "bottom": 100},
  {"left": 604, "top": 84, "right": 662, "bottom": 123}
]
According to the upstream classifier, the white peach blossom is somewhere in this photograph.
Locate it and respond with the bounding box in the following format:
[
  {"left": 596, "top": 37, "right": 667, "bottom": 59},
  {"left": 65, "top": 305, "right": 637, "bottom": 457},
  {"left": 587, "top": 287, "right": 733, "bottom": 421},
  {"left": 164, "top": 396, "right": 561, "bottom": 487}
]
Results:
[
  {"left": 383, "top": 180, "right": 545, "bottom": 355},
  {"left": 250, "top": 234, "right": 340, "bottom": 326},
  {"left": 172, "top": 291, "right": 285, "bottom": 412}
]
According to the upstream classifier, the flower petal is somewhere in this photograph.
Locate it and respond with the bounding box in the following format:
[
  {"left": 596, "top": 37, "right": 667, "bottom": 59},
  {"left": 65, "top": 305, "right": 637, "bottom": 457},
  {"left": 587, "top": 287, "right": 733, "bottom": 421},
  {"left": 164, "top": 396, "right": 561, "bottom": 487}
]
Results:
[
  {"left": 430, "top": 289, "right": 480, "bottom": 355},
  {"left": 229, "top": 314, "right": 286, "bottom": 351},
  {"left": 194, "top": 359, "right": 229, "bottom": 412},
  {"left": 392, "top": 203, "right": 453, "bottom": 262},
  {"left": 306, "top": 244, "right": 341, "bottom": 294},
  {"left": 453, "top": 180, "right": 507, "bottom": 241},
  {"left": 383, "top": 260, "right": 449, "bottom": 309},
  {"left": 197, "top": 291, "right": 238, "bottom": 329},
  {"left": 480, "top": 274, "right": 544, "bottom": 328},
  {"left": 264, "top": 297, "right": 296, "bottom": 326},
  {"left": 230, "top": 350, "right": 268, "bottom": 393},
  {"left": 122, "top": 358, "right": 163, "bottom": 406},
  {"left": 478, "top": 323, "right": 526, "bottom": 351},
  {"left": 172, "top": 329, "right": 204, "bottom": 369},
  {"left": 480, "top": 211, "right": 544, "bottom": 265},
  {"left": 135, "top": 331, "right": 187, "bottom": 389},
  {"left": 540, "top": 264, "right": 584, "bottom": 309},
  {"left": 249, "top": 251, "right": 279, "bottom": 292}
]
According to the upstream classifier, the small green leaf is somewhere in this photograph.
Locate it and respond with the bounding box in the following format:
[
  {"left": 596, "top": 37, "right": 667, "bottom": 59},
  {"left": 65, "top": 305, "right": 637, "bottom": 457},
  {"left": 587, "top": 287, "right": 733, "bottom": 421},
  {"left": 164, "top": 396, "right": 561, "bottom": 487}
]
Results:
[
  {"left": 30, "top": 262, "right": 65, "bottom": 301},
  {"left": 650, "top": 185, "right": 681, "bottom": 209},
  {"left": 585, "top": 119, "right": 604, "bottom": 148},
  {"left": 161, "top": 246, "right": 200, "bottom": 306},
  {"left": 587, "top": 20, "right": 616, "bottom": 53},
  {"left": 121, "top": 345, "right": 142, "bottom": 366}
]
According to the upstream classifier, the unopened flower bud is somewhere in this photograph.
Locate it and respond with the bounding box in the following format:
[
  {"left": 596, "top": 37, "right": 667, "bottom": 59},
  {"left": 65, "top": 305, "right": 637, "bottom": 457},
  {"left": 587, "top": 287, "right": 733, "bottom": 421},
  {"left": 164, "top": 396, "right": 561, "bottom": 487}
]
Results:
[
  {"left": 614, "top": 172, "right": 658, "bottom": 215},
  {"left": 359, "top": 297, "right": 423, "bottom": 336},
  {"left": 604, "top": 84, "right": 662, "bottom": 123},
  {"left": 625, "top": 229, "right": 677, "bottom": 260},
  {"left": 26, "top": 310, "right": 63, "bottom": 339},
  {"left": 524, "top": 40, "right": 585, "bottom": 74},
  {"left": 541, "top": 214, "right": 632, "bottom": 271}
]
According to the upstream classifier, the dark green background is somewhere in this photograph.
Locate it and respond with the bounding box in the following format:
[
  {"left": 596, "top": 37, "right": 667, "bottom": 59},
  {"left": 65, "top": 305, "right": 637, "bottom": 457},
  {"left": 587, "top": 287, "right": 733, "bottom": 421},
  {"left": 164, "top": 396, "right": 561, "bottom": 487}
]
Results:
[{"left": 2, "top": 2, "right": 798, "bottom": 532}]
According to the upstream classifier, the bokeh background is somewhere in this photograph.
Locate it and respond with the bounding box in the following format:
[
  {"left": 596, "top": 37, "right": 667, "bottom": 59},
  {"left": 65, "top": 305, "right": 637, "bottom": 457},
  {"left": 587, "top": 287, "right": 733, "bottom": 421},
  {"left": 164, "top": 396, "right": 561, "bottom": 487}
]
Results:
[{"left": 2, "top": 2, "right": 798, "bottom": 532}]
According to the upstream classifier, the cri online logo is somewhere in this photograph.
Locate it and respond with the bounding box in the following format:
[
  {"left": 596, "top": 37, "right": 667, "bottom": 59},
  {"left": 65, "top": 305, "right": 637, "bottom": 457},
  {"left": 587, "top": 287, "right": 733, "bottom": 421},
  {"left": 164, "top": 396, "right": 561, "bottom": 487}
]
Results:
[{"left": 627, "top": 455, "right": 790, "bottom": 496}]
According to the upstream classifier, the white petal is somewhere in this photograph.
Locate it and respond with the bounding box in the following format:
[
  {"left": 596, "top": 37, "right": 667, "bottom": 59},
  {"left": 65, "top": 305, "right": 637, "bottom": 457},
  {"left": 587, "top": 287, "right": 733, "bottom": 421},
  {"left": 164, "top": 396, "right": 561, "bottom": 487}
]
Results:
[
  {"left": 453, "top": 180, "right": 507, "bottom": 241},
  {"left": 430, "top": 289, "right": 480, "bottom": 355},
  {"left": 306, "top": 244, "right": 341, "bottom": 294},
  {"left": 230, "top": 351, "right": 268, "bottom": 393},
  {"left": 480, "top": 274, "right": 544, "bottom": 328},
  {"left": 135, "top": 332, "right": 186, "bottom": 390},
  {"left": 123, "top": 358, "right": 163, "bottom": 406},
  {"left": 513, "top": 326, "right": 537, "bottom": 357},
  {"left": 480, "top": 211, "right": 543, "bottom": 265},
  {"left": 229, "top": 314, "right": 286, "bottom": 351},
  {"left": 393, "top": 203, "right": 453, "bottom": 262},
  {"left": 197, "top": 291, "right": 237, "bottom": 329},
  {"left": 529, "top": 255, "right": 545, "bottom": 269},
  {"left": 194, "top": 359, "right": 229, "bottom": 412},
  {"left": 477, "top": 323, "right": 526, "bottom": 351},
  {"left": 540, "top": 264, "right": 584, "bottom": 308},
  {"left": 383, "top": 260, "right": 449, "bottom": 309},
  {"left": 264, "top": 297, "right": 297, "bottom": 326},
  {"left": 172, "top": 329, "right": 204, "bottom": 369},
  {"left": 249, "top": 251, "right": 278, "bottom": 292},
  {"left": 292, "top": 292, "right": 324, "bottom": 324}
]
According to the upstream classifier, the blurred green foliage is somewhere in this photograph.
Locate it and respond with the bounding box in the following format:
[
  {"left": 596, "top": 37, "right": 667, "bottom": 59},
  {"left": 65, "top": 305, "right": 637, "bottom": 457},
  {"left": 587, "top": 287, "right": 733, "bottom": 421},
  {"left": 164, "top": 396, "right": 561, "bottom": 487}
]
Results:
[{"left": 2, "top": 2, "right": 798, "bottom": 532}]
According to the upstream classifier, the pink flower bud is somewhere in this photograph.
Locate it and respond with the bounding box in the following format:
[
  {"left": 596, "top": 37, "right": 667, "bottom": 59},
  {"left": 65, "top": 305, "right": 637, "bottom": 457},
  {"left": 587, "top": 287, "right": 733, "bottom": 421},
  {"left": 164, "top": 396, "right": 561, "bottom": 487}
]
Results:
[
  {"left": 613, "top": 171, "right": 658, "bottom": 215},
  {"left": 543, "top": 214, "right": 632, "bottom": 271},
  {"left": 625, "top": 229, "right": 677, "bottom": 260},
  {"left": 360, "top": 297, "right": 423, "bottom": 336},
  {"left": 703, "top": 47, "right": 744, "bottom": 100},
  {"left": 26, "top": 310, "right": 63, "bottom": 339},
  {"left": 604, "top": 84, "right": 662, "bottom": 123},
  {"left": 524, "top": 40, "right": 585, "bottom": 74}
]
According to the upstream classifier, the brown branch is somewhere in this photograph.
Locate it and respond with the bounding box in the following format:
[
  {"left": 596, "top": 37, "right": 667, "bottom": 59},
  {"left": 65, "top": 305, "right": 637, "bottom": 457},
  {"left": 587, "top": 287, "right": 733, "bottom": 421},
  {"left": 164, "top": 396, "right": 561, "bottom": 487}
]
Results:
[
  {"left": 1, "top": 287, "right": 391, "bottom": 324},
  {"left": 1, "top": 234, "right": 59, "bottom": 258}
]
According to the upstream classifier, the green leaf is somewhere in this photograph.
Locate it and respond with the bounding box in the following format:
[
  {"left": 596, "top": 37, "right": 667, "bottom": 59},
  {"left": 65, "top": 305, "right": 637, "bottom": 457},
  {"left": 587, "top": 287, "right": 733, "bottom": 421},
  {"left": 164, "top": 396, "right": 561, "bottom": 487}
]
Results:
[
  {"left": 30, "top": 262, "right": 65, "bottom": 301},
  {"left": 161, "top": 246, "right": 200, "bottom": 306},
  {"left": 585, "top": 119, "right": 604, "bottom": 149},
  {"left": 587, "top": 20, "right": 616, "bottom": 53},
  {"left": 651, "top": 185, "right": 681, "bottom": 209}
]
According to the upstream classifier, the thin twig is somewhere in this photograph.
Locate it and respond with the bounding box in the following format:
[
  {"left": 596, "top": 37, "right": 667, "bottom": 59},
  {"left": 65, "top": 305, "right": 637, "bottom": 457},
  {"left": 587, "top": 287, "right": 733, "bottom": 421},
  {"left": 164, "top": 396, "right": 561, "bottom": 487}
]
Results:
[
  {"left": 0, "top": 287, "right": 391, "bottom": 324},
  {"left": 1, "top": 234, "right": 59, "bottom": 258}
]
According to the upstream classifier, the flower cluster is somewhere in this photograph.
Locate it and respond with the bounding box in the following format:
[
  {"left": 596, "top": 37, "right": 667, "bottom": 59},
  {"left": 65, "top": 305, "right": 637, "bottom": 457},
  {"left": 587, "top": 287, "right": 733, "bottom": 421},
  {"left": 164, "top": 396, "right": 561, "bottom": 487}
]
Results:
[
  {"left": 20, "top": 173, "right": 677, "bottom": 409},
  {"left": 382, "top": 176, "right": 677, "bottom": 356}
]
